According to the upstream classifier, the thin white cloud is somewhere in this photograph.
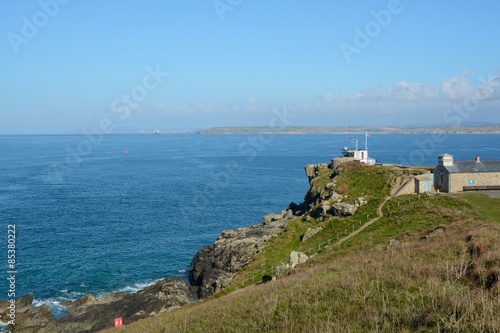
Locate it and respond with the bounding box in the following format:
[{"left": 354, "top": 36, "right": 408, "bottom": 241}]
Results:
[{"left": 149, "top": 69, "right": 500, "bottom": 124}]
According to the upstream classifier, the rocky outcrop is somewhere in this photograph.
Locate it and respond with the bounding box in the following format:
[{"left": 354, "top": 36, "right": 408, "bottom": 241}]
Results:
[
  {"left": 61, "top": 294, "right": 96, "bottom": 314},
  {"left": 302, "top": 227, "right": 323, "bottom": 242},
  {"left": 331, "top": 203, "right": 358, "bottom": 216},
  {"left": 386, "top": 239, "right": 401, "bottom": 249},
  {"left": 303, "top": 164, "right": 336, "bottom": 213},
  {"left": 305, "top": 163, "right": 328, "bottom": 183},
  {"left": 37, "top": 278, "right": 194, "bottom": 333},
  {"left": 274, "top": 262, "right": 290, "bottom": 278},
  {"left": 0, "top": 293, "right": 54, "bottom": 333},
  {"left": 189, "top": 210, "right": 295, "bottom": 298},
  {"left": 355, "top": 197, "right": 368, "bottom": 207},
  {"left": 289, "top": 251, "right": 309, "bottom": 268},
  {"left": 263, "top": 209, "right": 294, "bottom": 225}
]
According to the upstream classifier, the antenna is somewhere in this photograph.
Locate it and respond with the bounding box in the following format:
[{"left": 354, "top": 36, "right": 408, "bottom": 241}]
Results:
[
  {"left": 345, "top": 117, "right": 351, "bottom": 146},
  {"left": 348, "top": 116, "right": 351, "bottom": 138}
]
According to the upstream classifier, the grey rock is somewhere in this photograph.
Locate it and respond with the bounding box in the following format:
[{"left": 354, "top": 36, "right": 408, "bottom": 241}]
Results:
[
  {"left": 262, "top": 209, "right": 294, "bottom": 225},
  {"left": 325, "top": 181, "right": 336, "bottom": 190},
  {"left": 422, "top": 226, "right": 445, "bottom": 240},
  {"left": 431, "top": 227, "right": 444, "bottom": 235},
  {"left": 62, "top": 294, "right": 96, "bottom": 308},
  {"left": 130, "top": 310, "right": 148, "bottom": 321},
  {"left": 262, "top": 213, "right": 276, "bottom": 225},
  {"left": 302, "top": 227, "right": 323, "bottom": 242},
  {"left": 39, "top": 278, "right": 194, "bottom": 333},
  {"left": 355, "top": 197, "right": 368, "bottom": 207},
  {"left": 304, "top": 163, "right": 328, "bottom": 184},
  {"left": 305, "top": 164, "right": 316, "bottom": 180},
  {"left": 331, "top": 203, "right": 358, "bottom": 216},
  {"left": 190, "top": 216, "right": 292, "bottom": 298},
  {"left": 289, "top": 251, "right": 309, "bottom": 269},
  {"left": 318, "top": 202, "right": 332, "bottom": 218},
  {"left": 62, "top": 294, "right": 98, "bottom": 315},
  {"left": 386, "top": 239, "right": 401, "bottom": 249},
  {"left": 0, "top": 293, "right": 55, "bottom": 333},
  {"left": 274, "top": 263, "right": 290, "bottom": 278},
  {"left": 284, "top": 209, "right": 294, "bottom": 219},
  {"left": 329, "top": 192, "right": 344, "bottom": 203}
]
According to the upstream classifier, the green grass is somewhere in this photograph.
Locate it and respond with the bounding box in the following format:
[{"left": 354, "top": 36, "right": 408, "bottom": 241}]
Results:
[
  {"left": 334, "top": 163, "right": 393, "bottom": 210},
  {"left": 459, "top": 193, "right": 500, "bottom": 222},
  {"left": 309, "top": 194, "right": 480, "bottom": 266},
  {"left": 309, "top": 167, "right": 333, "bottom": 188},
  {"left": 214, "top": 217, "right": 314, "bottom": 296}
]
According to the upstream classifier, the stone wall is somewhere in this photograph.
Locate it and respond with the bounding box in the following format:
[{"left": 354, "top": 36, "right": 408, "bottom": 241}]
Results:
[
  {"left": 394, "top": 178, "right": 415, "bottom": 196},
  {"left": 450, "top": 172, "right": 500, "bottom": 193},
  {"left": 330, "top": 157, "right": 355, "bottom": 170}
]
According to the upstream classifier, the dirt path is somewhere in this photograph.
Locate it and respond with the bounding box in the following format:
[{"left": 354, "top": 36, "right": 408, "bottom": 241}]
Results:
[{"left": 336, "top": 196, "right": 390, "bottom": 245}]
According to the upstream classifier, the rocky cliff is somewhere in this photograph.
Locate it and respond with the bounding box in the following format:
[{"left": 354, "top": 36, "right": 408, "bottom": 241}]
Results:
[
  {"left": 189, "top": 208, "right": 297, "bottom": 298},
  {"left": 0, "top": 293, "right": 54, "bottom": 333},
  {"left": 188, "top": 161, "right": 368, "bottom": 298},
  {"left": 2, "top": 279, "right": 195, "bottom": 333}
]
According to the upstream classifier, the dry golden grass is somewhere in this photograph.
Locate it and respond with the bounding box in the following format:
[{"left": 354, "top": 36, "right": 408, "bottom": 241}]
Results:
[
  {"left": 335, "top": 183, "right": 349, "bottom": 194},
  {"left": 102, "top": 197, "right": 500, "bottom": 333}
]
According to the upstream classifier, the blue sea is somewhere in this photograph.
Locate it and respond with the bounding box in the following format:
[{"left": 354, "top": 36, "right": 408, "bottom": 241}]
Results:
[{"left": 1, "top": 133, "right": 499, "bottom": 317}]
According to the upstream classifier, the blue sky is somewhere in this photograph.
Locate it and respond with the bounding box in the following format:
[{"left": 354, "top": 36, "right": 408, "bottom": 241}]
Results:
[{"left": 1, "top": 0, "right": 499, "bottom": 134}]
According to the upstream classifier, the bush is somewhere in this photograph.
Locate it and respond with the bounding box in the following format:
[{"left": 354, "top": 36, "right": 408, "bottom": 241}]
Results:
[{"left": 336, "top": 184, "right": 349, "bottom": 194}]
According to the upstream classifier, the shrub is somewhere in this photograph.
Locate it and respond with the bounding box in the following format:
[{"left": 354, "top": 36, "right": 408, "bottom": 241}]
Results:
[{"left": 336, "top": 184, "right": 349, "bottom": 194}]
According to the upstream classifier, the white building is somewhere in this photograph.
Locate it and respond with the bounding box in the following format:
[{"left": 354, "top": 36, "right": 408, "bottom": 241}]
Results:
[{"left": 331, "top": 135, "right": 376, "bottom": 169}]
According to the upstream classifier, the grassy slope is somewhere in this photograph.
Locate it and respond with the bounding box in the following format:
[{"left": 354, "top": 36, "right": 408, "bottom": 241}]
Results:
[
  {"left": 223, "top": 163, "right": 394, "bottom": 291},
  {"left": 460, "top": 193, "right": 500, "bottom": 223},
  {"left": 104, "top": 172, "right": 500, "bottom": 333}
]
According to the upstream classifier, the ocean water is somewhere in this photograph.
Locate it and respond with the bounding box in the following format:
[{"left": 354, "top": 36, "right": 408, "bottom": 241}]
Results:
[{"left": 1, "top": 133, "right": 499, "bottom": 317}]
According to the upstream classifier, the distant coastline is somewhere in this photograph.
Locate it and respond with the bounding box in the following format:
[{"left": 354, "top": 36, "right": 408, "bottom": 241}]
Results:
[
  {"left": 197, "top": 125, "right": 500, "bottom": 135},
  {"left": 3, "top": 125, "right": 500, "bottom": 136}
]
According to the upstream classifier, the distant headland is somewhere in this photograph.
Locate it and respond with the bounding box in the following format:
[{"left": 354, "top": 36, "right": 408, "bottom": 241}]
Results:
[{"left": 197, "top": 124, "right": 500, "bottom": 135}]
